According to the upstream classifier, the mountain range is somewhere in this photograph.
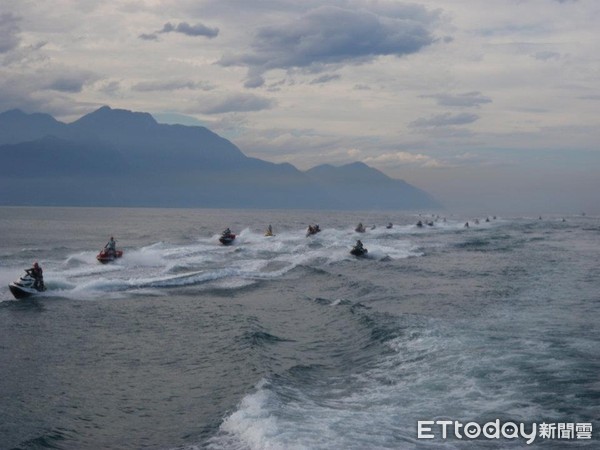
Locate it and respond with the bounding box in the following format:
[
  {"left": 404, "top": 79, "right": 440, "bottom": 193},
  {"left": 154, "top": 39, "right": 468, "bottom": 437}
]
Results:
[{"left": 0, "top": 106, "right": 440, "bottom": 210}]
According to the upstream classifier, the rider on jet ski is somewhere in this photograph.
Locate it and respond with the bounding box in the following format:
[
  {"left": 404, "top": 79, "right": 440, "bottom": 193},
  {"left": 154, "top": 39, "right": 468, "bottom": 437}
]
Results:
[
  {"left": 105, "top": 236, "right": 117, "bottom": 256},
  {"left": 25, "top": 262, "right": 44, "bottom": 290}
]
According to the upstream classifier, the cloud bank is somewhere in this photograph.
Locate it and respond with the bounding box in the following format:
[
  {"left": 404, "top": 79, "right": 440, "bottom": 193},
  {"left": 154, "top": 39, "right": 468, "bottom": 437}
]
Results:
[{"left": 219, "top": 4, "right": 437, "bottom": 87}]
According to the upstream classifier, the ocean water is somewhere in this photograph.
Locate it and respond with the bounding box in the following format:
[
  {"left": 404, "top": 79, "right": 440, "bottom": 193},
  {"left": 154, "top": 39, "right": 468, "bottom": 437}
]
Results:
[{"left": 0, "top": 207, "right": 598, "bottom": 449}]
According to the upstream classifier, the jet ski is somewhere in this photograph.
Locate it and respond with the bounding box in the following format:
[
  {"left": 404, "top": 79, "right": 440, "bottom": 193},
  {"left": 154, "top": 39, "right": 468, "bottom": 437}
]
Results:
[
  {"left": 96, "top": 249, "right": 123, "bottom": 264},
  {"left": 355, "top": 223, "right": 366, "bottom": 233},
  {"left": 306, "top": 225, "right": 321, "bottom": 237},
  {"left": 386, "top": 223, "right": 393, "bottom": 229},
  {"left": 350, "top": 242, "right": 368, "bottom": 258},
  {"left": 219, "top": 229, "right": 236, "bottom": 245},
  {"left": 416, "top": 220, "right": 424, "bottom": 228},
  {"left": 9, "top": 272, "right": 46, "bottom": 299}
]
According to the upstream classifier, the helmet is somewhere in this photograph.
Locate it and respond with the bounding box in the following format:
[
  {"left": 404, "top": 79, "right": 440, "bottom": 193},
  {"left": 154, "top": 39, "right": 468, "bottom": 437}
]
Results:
[{"left": 33, "top": 262, "right": 39, "bottom": 268}]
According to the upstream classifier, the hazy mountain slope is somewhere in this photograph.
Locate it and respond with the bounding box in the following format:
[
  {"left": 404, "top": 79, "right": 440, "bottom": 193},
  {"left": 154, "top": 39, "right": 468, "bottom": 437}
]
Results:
[
  {"left": 0, "top": 107, "right": 441, "bottom": 210},
  {"left": 306, "top": 162, "right": 440, "bottom": 209}
]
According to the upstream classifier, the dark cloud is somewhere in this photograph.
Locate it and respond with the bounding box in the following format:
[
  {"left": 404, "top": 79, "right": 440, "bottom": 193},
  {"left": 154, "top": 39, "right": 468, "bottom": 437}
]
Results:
[
  {"left": 138, "top": 33, "right": 158, "bottom": 41},
  {"left": 160, "top": 21, "right": 219, "bottom": 38},
  {"left": 422, "top": 92, "right": 492, "bottom": 108},
  {"left": 46, "top": 79, "right": 84, "bottom": 93},
  {"left": 244, "top": 76, "right": 266, "bottom": 89},
  {"left": 197, "top": 93, "right": 274, "bottom": 114},
  {"left": 410, "top": 112, "right": 479, "bottom": 128},
  {"left": 139, "top": 21, "right": 219, "bottom": 41},
  {"left": 38, "top": 69, "right": 99, "bottom": 93},
  {"left": 0, "top": 13, "right": 21, "bottom": 54},
  {"left": 219, "top": 4, "right": 436, "bottom": 85},
  {"left": 45, "top": 75, "right": 91, "bottom": 93},
  {"left": 309, "top": 74, "right": 341, "bottom": 85}
]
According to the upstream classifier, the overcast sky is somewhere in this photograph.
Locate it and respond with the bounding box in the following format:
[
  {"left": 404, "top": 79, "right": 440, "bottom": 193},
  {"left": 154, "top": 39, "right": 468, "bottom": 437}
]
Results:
[{"left": 1, "top": 0, "right": 599, "bottom": 213}]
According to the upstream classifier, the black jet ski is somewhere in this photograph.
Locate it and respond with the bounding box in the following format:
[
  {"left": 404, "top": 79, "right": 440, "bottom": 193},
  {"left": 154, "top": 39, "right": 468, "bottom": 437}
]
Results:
[
  {"left": 96, "top": 249, "right": 123, "bottom": 264},
  {"left": 350, "top": 241, "right": 368, "bottom": 257},
  {"left": 355, "top": 223, "right": 366, "bottom": 233},
  {"left": 386, "top": 223, "right": 393, "bottom": 229},
  {"left": 9, "top": 272, "right": 46, "bottom": 299},
  {"left": 306, "top": 225, "right": 321, "bottom": 237},
  {"left": 219, "top": 229, "right": 236, "bottom": 245}
]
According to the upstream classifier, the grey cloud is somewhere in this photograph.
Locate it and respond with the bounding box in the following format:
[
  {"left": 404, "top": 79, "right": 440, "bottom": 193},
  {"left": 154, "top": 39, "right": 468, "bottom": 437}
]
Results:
[
  {"left": 219, "top": 4, "right": 436, "bottom": 84},
  {"left": 0, "top": 13, "right": 21, "bottom": 53},
  {"left": 160, "top": 21, "right": 219, "bottom": 38},
  {"left": 31, "top": 68, "right": 100, "bottom": 94},
  {"left": 310, "top": 74, "right": 341, "bottom": 85},
  {"left": 132, "top": 80, "right": 214, "bottom": 92},
  {"left": 410, "top": 112, "right": 479, "bottom": 128},
  {"left": 45, "top": 75, "right": 93, "bottom": 93},
  {"left": 138, "top": 33, "right": 158, "bottom": 41},
  {"left": 198, "top": 93, "right": 274, "bottom": 114},
  {"left": 422, "top": 92, "right": 492, "bottom": 108},
  {"left": 98, "top": 81, "right": 121, "bottom": 96},
  {"left": 2, "top": 40, "right": 47, "bottom": 66},
  {"left": 139, "top": 21, "right": 219, "bottom": 41},
  {"left": 244, "top": 76, "right": 266, "bottom": 89}
]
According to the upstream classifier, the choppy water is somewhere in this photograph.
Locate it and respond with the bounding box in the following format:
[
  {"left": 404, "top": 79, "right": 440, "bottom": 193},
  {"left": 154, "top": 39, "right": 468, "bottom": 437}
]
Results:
[{"left": 0, "top": 207, "right": 598, "bottom": 449}]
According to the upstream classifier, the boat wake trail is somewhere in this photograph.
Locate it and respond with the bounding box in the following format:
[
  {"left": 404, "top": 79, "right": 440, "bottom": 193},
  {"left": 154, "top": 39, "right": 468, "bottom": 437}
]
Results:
[{"left": 4, "top": 226, "right": 422, "bottom": 301}]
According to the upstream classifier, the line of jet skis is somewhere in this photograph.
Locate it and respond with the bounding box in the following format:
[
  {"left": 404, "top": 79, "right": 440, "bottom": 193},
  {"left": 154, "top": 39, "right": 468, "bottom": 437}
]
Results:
[
  {"left": 224, "top": 225, "right": 369, "bottom": 257},
  {"left": 8, "top": 221, "right": 415, "bottom": 300}
]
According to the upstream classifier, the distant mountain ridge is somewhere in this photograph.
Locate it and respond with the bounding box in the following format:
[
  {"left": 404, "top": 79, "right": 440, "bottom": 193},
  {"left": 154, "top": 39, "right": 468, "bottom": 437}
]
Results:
[
  {"left": 0, "top": 106, "right": 441, "bottom": 210},
  {"left": 0, "top": 109, "right": 66, "bottom": 145}
]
